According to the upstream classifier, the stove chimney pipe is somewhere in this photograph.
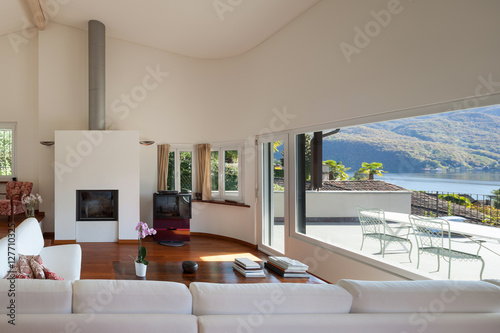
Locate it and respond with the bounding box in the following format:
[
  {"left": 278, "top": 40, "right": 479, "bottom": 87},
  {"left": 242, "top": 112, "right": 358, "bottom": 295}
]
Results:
[{"left": 88, "top": 20, "right": 105, "bottom": 130}]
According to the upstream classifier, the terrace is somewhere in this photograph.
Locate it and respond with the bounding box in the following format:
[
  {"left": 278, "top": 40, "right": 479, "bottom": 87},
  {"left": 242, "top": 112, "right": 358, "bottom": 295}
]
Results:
[{"left": 272, "top": 180, "right": 500, "bottom": 280}]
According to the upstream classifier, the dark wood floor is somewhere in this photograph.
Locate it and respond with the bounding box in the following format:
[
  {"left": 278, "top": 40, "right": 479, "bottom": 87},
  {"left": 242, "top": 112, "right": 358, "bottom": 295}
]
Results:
[{"left": 1, "top": 216, "right": 327, "bottom": 285}]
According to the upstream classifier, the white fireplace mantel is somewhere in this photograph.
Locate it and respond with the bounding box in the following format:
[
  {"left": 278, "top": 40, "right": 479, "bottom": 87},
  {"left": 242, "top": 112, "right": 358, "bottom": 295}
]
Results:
[{"left": 54, "top": 130, "right": 140, "bottom": 242}]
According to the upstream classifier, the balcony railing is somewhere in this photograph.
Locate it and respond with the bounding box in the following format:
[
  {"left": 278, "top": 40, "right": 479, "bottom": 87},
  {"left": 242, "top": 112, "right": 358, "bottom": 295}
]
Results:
[{"left": 411, "top": 191, "right": 500, "bottom": 226}]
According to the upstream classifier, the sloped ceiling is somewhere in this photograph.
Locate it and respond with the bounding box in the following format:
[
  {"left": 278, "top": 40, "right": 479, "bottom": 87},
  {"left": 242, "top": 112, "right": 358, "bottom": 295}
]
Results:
[{"left": 1, "top": 0, "right": 320, "bottom": 59}]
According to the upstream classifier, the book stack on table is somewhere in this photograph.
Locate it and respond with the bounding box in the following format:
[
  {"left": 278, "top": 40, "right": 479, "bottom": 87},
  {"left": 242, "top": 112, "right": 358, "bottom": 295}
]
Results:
[
  {"left": 232, "top": 258, "right": 265, "bottom": 277},
  {"left": 264, "top": 256, "right": 309, "bottom": 278}
]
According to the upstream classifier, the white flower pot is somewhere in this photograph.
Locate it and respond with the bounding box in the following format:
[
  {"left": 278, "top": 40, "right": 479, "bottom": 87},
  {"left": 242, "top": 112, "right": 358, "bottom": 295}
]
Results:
[{"left": 135, "top": 262, "right": 147, "bottom": 277}]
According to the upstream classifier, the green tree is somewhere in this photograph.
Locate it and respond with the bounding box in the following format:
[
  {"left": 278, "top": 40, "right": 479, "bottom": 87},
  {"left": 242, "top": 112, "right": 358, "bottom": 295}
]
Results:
[
  {"left": 305, "top": 134, "right": 312, "bottom": 181},
  {"left": 357, "top": 162, "right": 387, "bottom": 180},
  {"left": 211, "top": 151, "right": 219, "bottom": 191},
  {"left": 323, "top": 160, "right": 350, "bottom": 180},
  {"left": 166, "top": 152, "right": 175, "bottom": 190},
  {"left": 492, "top": 188, "right": 500, "bottom": 209},
  {"left": 179, "top": 151, "right": 192, "bottom": 192},
  {"left": 0, "top": 129, "right": 13, "bottom": 176},
  {"left": 439, "top": 193, "right": 472, "bottom": 207},
  {"left": 224, "top": 150, "right": 239, "bottom": 191},
  {"left": 349, "top": 170, "right": 368, "bottom": 180}
]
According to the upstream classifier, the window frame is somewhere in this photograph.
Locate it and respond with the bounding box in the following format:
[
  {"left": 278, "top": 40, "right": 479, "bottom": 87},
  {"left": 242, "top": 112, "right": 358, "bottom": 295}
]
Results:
[
  {"left": 211, "top": 142, "right": 244, "bottom": 202},
  {"left": 167, "top": 144, "right": 196, "bottom": 194},
  {"left": 255, "top": 100, "right": 491, "bottom": 280},
  {"left": 0, "top": 122, "right": 16, "bottom": 181}
]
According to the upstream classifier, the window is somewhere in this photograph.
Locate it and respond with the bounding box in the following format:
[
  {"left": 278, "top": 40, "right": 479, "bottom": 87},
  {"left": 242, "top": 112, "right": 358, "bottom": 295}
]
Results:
[
  {"left": 290, "top": 105, "right": 500, "bottom": 280},
  {"left": 211, "top": 144, "right": 243, "bottom": 201},
  {"left": 0, "top": 123, "right": 15, "bottom": 179},
  {"left": 166, "top": 146, "right": 195, "bottom": 193}
]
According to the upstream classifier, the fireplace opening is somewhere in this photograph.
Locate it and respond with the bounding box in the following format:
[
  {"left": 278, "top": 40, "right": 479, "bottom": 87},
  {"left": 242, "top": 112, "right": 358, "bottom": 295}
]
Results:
[{"left": 77, "top": 190, "right": 118, "bottom": 221}]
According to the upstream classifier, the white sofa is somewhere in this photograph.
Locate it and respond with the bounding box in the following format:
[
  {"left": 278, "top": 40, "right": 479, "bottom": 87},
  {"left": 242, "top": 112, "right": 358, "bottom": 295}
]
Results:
[
  {"left": 1, "top": 278, "right": 499, "bottom": 333},
  {"left": 0, "top": 279, "right": 197, "bottom": 333},
  {"left": 0, "top": 217, "right": 82, "bottom": 281}
]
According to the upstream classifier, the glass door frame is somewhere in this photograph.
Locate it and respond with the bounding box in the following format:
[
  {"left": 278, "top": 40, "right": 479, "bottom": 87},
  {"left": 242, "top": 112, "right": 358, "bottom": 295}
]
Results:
[{"left": 257, "top": 133, "right": 289, "bottom": 255}]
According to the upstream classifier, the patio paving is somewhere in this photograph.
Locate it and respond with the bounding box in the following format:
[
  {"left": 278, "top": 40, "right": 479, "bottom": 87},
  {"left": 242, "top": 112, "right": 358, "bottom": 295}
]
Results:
[{"left": 271, "top": 222, "right": 500, "bottom": 280}]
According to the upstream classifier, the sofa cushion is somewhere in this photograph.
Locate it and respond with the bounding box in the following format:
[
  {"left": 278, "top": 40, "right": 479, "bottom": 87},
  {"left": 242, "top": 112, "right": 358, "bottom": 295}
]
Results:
[
  {"left": 0, "top": 235, "right": 10, "bottom": 279},
  {"left": 39, "top": 244, "right": 82, "bottom": 281},
  {"left": 14, "top": 218, "right": 45, "bottom": 256},
  {"left": 18, "top": 254, "right": 36, "bottom": 279},
  {"left": 190, "top": 282, "right": 353, "bottom": 316},
  {"left": 28, "top": 255, "right": 46, "bottom": 279},
  {"left": 0, "top": 314, "right": 198, "bottom": 333},
  {"left": 73, "top": 280, "right": 192, "bottom": 314},
  {"left": 197, "top": 313, "right": 500, "bottom": 333},
  {"left": 338, "top": 279, "right": 500, "bottom": 313},
  {"left": 0, "top": 279, "right": 73, "bottom": 314},
  {"left": 4, "top": 266, "right": 31, "bottom": 279},
  {"left": 43, "top": 266, "right": 64, "bottom": 280}
]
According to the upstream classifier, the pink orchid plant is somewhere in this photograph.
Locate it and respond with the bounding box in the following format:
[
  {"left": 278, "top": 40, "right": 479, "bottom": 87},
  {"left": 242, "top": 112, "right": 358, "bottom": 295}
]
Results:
[{"left": 135, "top": 222, "right": 157, "bottom": 265}]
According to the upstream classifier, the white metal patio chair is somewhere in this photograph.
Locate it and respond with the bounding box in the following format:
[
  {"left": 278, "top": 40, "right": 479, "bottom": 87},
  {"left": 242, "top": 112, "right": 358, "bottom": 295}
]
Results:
[
  {"left": 409, "top": 215, "right": 485, "bottom": 279},
  {"left": 356, "top": 207, "right": 412, "bottom": 261}
]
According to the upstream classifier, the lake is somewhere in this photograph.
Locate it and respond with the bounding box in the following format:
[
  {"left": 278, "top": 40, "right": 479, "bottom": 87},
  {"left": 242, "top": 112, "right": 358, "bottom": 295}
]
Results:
[{"left": 376, "top": 172, "right": 500, "bottom": 196}]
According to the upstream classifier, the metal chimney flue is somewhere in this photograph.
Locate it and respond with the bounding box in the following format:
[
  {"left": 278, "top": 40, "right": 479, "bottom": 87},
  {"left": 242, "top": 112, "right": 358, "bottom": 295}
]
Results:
[{"left": 88, "top": 20, "right": 105, "bottom": 130}]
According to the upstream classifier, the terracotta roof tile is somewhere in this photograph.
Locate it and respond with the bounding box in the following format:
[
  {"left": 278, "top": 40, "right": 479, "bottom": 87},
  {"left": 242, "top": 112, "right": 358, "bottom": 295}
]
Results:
[{"left": 319, "top": 180, "right": 409, "bottom": 191}]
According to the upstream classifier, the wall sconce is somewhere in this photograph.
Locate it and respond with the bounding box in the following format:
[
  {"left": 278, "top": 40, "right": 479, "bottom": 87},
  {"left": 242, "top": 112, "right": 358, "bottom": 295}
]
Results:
[
  {"left": 40, "top": 141, "right": 55, "bottom": 146},
  {"left": 139, "top": 141, "right": 155, "bottom": 146}
]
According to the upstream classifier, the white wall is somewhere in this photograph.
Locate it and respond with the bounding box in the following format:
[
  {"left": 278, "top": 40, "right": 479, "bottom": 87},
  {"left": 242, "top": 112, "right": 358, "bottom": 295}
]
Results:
[
  {"left": 0, "top": 32, "right": 39, "bottom": 195},
  {"left": 274, "top": 191, "right": 412, "bottom": 218},
  {"left": 38, "top": 24, "right": 88, "bottom": 230},
  {"left": 239, "top": 0, "right": 500, "bottom": 130}
]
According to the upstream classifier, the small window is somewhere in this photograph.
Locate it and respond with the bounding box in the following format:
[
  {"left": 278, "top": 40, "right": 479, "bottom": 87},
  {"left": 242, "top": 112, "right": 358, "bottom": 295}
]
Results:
[
  {"left": 211, "top": 144, "right": 243, "bottom": 201},
  {"left": 0, "top": 123, "right": 15, "bottom": 179},
  {"left": 224, "top": 150, "right": 239, "bottom": 198},
  {"left": 179, "top": 151, "right": 192, "bottom": 192},
  {"left": 167, "top": 146, "right": 195, "bottom": 193},
  {"left": 167, "top": 151, "right": 176, "bottom": 191},
  {"left": 211, "top": 150, "right": 219, "bottom": 193}
]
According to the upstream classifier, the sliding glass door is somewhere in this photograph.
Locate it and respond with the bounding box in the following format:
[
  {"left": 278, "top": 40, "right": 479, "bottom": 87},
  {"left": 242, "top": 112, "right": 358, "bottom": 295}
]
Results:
[{"left": 258, "top": 134, "right": 288, "bottom": 254}]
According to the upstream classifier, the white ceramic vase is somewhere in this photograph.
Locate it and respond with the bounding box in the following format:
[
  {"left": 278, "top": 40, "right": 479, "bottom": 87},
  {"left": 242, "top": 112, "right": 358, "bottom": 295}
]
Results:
[{"left": 135, "top": 262, "right": 147, "bottom": 277}]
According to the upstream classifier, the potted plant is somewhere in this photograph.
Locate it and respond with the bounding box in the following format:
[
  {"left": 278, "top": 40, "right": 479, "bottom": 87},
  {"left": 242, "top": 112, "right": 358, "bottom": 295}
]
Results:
[{"left": 133, "top": 221, "right": 157, "bottom": 277}]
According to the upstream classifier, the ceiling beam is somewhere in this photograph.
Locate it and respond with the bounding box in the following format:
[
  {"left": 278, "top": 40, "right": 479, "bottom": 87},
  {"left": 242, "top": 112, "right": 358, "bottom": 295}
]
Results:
[{"left": 26, "top": 0, "right": 46, "bottom": 31}]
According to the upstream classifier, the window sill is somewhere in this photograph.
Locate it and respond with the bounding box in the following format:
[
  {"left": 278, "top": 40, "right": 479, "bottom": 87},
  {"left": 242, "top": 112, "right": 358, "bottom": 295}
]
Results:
[{"left": 192, "top": 199, "right": 250, "bottom": 208}]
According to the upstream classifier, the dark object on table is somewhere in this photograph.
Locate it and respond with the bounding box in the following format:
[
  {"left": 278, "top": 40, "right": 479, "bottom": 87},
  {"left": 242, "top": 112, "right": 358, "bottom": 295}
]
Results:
[{"left": 182, "top": 260, "right": 198, "bottom": 273}]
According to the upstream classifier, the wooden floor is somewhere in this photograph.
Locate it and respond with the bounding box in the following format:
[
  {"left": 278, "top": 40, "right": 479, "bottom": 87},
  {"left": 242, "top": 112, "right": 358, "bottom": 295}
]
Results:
[{"left": 1, "top": 217, "right": 327, "bottom": 285}]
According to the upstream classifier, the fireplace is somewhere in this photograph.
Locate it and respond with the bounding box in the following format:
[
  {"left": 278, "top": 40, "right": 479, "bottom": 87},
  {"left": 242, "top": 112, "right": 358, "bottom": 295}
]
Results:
[{"left": 76, "top": 190, "right": 118, "bottom": 221}]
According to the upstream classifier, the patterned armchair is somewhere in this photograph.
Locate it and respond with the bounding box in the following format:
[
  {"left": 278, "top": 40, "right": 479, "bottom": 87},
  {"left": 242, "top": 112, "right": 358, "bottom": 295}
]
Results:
[{"left": 0, "top": 181, "right": 33, "bottom": 221}]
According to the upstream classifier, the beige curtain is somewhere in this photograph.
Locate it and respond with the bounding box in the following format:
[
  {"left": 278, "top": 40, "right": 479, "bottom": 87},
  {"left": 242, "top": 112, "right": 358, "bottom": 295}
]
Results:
[
  {"left": 157, "top": 144, "right": 171, "bottom": 191},
  {"left": 197, "top": 144, "right": 212, "bottom": 201}
]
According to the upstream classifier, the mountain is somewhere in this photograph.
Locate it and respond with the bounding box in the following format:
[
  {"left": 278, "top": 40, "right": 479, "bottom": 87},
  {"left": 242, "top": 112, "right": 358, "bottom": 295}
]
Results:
[{"left": 322, "top": 107, "right": 500, "bottom": 173}]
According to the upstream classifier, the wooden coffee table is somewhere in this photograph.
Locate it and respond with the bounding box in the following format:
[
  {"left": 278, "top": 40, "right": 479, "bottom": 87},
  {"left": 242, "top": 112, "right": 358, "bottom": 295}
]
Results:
[{"left": 113, "top": 261, "right": 327, "bottom": 286}]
